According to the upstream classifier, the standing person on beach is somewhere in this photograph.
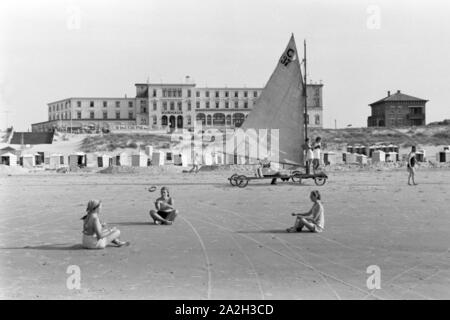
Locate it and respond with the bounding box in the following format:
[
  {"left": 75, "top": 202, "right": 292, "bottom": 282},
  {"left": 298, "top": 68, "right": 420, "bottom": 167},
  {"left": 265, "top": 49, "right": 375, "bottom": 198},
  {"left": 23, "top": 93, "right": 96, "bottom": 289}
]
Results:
[
  {"left": 81, "top": 200, "right": 129, "bottom": 249},
  {"left": 287, "top": 190, "right": 324, "bottom": 233},
  {"left": 189, "top": 153, "right": 200, "bottom": 173},
  {"left": 304, "top": 138, "right": 314, "bottom": 173},
  {"left": 149, "top": 187, "right": 179, "bottom": 225},
  {"left": 312, "top": 137, "right": 322, "bottom": 173},
  {"left": 407, "top": 146, "right": 418, "bottom": 185}
]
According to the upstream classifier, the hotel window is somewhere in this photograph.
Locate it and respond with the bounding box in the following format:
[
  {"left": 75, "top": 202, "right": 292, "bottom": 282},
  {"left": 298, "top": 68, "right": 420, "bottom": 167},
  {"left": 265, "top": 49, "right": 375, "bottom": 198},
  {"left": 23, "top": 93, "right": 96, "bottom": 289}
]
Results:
[
  {"left": 196, "top": 102, "right": 200, "bottom": 109},
  {"left": 244, "top": 102, "right": 248, "bottom": 109},
  {"left": 103, "top": 112, "right": 107, "bottom": 119},
  {"left": 153, "top": 116, "right": 157, "bottom": 125},
  {"left": 178, "top": 89, "right": 182, "bottom": 97},
  {"left": 56, "top": 105, "right": 59, "bottom": 111},
  {"left": 170, "top": 102, "right": 174, "bottom": 111},
  {"left": 153, "top": 89, "right": 157, "bottom": 97},
  {"left": 178, "top": 102, "right": 182, "bottom": 111},
  {"left": 153, "top": 102, "right": 157, "bottom": 111},
  {"left": 168, "top": 90, "right": 172, "bottom": 98},
  {"left": 187, "top": 102, "right": 191, "bottom": 111},
  {"left": 90, "top": 101, "right": 94, "bottom": 107},
  {"left": 196, "top": 91, "right": 200, "bottom": 98},
  {"left": 253, "top": 91, "right": 258, "bottom": 98},
  {"left": 225, "top": 102, "right": 229, "bottom": 109},
  {"left": 116, "top": 112, "right": 120, "bottom": 119},
  {"left": 225, "top": 91, "right": 229, "bottom": 98},
  {"left": 187, "top": 90, "right": 191, "bottom": 98},
  {"left": 129, "top": 101, "right": 133, "bottom": 108},
  {"left": 90, "top": 111, "right": 95, "bottom": 119},
  {"left": 206, "top": 102, "right": 210, "bottom": 109},
  {"left": 187, "top": 116, "right": 191, "bottom": 125},
  {"left": 215, "top": 102, "right": 219, "bottom": 109},
  {"left": 103, "top": 101, "right": 107, "bottom": 107},
  {"left": 77, "top": 112, "right": 81, "bottom": 119},
  {"left": 234, "top": 101, "right": 239, "bottom": 108},
  {"left": 206, "top": 91, "right": 210, "bottom": 98},
  {"left": 244, "top": 91, "right": 248, "bottom": 98},
  {"left": 215, "top": 91, "right": 219, "bottom": 98},
  {"left": 163, "top": 89, "right": 167, "bottom": 97},
  {"left": 234, "top": 91, "right": 238, "bottom": 98},
  {"left": 115, "top": 101, "right": 120, "bottom": 108},
  {"left": 128, "top": 112, "right": 133, "bottom": 119},
  {"left": 163, "top": 102, "right": 167, "bottom": 111},
  {"left": 77, "top": 101, "right": 81, "bottom": 107}
]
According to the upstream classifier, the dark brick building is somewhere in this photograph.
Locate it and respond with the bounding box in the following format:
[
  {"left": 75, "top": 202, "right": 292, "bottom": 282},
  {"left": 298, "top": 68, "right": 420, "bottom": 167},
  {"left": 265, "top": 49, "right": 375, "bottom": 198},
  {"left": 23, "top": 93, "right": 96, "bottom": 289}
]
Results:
[{"left": 368, "top": 90, "right": 428, "bottom": 127}]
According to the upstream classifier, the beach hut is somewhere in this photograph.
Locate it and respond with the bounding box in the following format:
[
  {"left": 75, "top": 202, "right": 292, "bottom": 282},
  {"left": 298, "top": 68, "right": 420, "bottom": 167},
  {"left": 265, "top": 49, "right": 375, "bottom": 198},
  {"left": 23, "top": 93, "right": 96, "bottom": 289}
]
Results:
[
  {"left": 343, "top": 152, "right": 357, "bottom": 164},
  {"left": 145, "top": 145, "right": 153, "bottom": 157},
  {"left": 416, "top": 150, "right": 426, "bottom": 162},
  {"left": 152, "top": 151, "right": 164, "bottom": 166},
  {"left": 356, "top": 154, "right": 368, "bottom": 165},
  {"left": 165, "top": 151, "right": 174, "bottom": 165},
  {"left": 49, "top": 154, "right": 64, "bottom": 169},
  {"left": 323, "top": 152, "right": 337, "bottom": 165},
  {"left": 35, "top": 152, "right": 44, "bottom": 165},
  {"left": 131, "top": 152, "right": 148, "bottom": 167},
  {"left": 346, "top": 145, "right": 353, "bottom": 153},
  {"left": 97, "top": 154, "right": 113, "bottom": 167},
  {"left": 372, "top": 150, "right": 385, "bottom": 163},
  {"left": 385, "top": 152, "right": 398, "bottom": 163},
  {"left": 437, "top": 150, "right": 450, "bottom": 162},
  {"left": 1, "top": 152, "right": 17, "bottom": 166},
  {"left": 69, "top": 152, "right": 87, "bottom": 168},
  {"left": 114, "top": 152, "right": 129, "bottom": 166},
  {"left": 173, "top": 153, "right": 183, "bottom": 166},
  {"left": 369, "top": 145, "right": 377, "bottom": 158},
  {"left": 21, "top": 154, "right": 36, "bottom": 168}
]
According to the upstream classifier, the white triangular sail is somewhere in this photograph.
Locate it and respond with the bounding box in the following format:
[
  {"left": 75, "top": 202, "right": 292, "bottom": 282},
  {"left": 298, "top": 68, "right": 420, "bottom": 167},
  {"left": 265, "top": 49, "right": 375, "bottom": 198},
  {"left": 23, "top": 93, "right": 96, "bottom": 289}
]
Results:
[{"left": 205, "top": 34, "right": 305, "bottom": 166}]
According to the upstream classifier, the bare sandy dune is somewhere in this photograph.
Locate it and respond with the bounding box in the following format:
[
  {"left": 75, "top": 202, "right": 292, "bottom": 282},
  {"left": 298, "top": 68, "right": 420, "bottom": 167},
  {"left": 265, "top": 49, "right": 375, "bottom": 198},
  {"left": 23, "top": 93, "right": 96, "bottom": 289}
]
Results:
[{"left": 0, "top": 169, "right": 449, "bottom": 299}]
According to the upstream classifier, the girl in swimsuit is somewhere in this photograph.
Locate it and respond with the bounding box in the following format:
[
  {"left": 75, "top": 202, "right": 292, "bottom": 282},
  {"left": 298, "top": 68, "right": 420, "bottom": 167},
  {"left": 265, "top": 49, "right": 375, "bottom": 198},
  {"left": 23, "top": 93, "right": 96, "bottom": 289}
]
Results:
[
  {"left": 407, "top": 146, "right": 418, "bottom": 186},
  {"left": 149, "top": 187, "right": 179, "bottom": 225},
  {"left": 287, "top": 190, "right": 325, "bottom": 233},
  {"left": 81, "top": 200, "right": 129, "bottom": 249}
]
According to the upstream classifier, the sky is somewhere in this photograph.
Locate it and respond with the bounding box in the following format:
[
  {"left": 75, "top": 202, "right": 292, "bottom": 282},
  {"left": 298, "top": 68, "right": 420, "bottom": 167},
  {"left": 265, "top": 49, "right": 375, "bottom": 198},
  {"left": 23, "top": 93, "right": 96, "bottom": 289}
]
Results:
[{"left": 1, "top": 0, "right": 450, "bottom": 130}]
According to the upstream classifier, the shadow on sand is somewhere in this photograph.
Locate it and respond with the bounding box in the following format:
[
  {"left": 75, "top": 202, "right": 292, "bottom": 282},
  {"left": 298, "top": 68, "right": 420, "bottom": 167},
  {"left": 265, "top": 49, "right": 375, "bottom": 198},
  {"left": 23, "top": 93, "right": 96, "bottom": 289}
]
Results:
[
  {"left": 0, "top": 244, "right": 84, "bottom": 250},
  {"left": 236, "top": 229, "right": 316, "bottom": 234},
  {"left": 109, "top": 221, "right": 154, "bottom": 226}
]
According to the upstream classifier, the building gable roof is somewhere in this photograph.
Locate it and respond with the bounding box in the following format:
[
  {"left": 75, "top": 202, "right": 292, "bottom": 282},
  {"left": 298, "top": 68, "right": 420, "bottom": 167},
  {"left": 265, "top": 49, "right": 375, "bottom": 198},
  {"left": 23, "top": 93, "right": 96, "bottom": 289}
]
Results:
[{"left": 370, "top": 91, "right": 428, "bottom": 106}]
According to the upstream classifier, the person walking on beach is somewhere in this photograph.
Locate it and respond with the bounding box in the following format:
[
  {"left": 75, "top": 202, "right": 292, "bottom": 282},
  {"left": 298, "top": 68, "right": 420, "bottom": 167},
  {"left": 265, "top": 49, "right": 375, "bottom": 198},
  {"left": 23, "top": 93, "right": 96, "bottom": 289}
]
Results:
[
  {"left": 81, "top": 200, "right": 129, "bottom": 249},
  {"left": 312, "top": 137, "right": 322, "bottom": 173},
  {"left": 189, "top": 153, "right": 200, "bottom": 173},
  {"left": 407, "top": 146, "right": 418, "bottom": 186},
  {"left": 149, "top": 187, "right": 179, "bottom": 225},
  {"left": 287, "top": 190, "right": 324, "bottom": 233}
]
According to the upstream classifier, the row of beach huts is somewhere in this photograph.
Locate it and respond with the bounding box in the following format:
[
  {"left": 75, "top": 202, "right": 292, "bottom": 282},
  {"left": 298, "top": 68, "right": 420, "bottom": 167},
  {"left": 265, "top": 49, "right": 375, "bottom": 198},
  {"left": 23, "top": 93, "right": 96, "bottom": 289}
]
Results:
[
  {"left": 1, "top": 144, "right": 450, "bottom": 169},
  {"left": 321, "top": 144, "right": 450, "bottom": 165}
]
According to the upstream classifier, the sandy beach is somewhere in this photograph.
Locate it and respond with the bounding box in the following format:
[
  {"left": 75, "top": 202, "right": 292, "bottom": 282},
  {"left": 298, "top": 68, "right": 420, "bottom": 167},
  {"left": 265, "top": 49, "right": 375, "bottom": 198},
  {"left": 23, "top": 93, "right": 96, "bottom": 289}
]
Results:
[{"left": 0, "top": 167, "right": 449, "bottom": 300}]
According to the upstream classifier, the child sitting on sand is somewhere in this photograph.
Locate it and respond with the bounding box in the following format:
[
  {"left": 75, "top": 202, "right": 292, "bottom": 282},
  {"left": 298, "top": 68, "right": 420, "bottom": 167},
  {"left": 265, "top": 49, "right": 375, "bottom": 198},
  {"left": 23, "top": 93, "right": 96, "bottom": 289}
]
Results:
[
  {"left": 287, "top": 190, "right": 324, "bottom": 233},
  {"left": 81, "top": 200, "right": 129, "bottom": 249},
  {"left": 149, "top": 187, "right": 179, "bottom": 225}
]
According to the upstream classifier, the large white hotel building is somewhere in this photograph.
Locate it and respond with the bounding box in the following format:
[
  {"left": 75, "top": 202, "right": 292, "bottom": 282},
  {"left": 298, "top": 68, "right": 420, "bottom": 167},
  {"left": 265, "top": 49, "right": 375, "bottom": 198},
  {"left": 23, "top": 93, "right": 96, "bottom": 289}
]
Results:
[{"left": 32, "top": 79, "right": 324, "bottom": 132}]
